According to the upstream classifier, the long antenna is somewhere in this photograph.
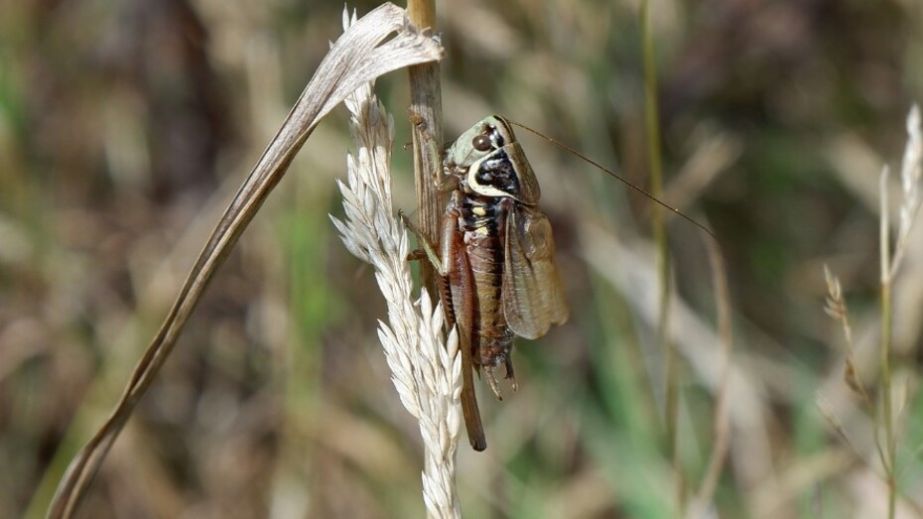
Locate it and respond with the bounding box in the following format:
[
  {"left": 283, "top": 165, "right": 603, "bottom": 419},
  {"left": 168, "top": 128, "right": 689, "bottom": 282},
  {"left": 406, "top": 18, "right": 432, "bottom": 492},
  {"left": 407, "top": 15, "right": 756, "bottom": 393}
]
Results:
[{"left": 509, "top": 120, "right": 717, "bottom": 241}]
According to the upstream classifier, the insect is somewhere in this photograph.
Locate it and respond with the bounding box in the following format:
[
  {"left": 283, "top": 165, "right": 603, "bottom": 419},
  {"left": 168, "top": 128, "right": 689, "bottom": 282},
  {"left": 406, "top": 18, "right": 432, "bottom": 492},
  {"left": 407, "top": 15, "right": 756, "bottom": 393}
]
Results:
[{"left": 407, "top": 115, "right": 569, "bottom": 451}]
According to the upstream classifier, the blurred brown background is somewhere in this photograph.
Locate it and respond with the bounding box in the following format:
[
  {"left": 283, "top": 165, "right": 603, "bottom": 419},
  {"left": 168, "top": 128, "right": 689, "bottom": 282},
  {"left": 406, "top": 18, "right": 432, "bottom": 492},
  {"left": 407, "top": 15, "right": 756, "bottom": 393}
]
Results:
[{"left": 2, "top": 0, "right": 923, "bottom": 517}]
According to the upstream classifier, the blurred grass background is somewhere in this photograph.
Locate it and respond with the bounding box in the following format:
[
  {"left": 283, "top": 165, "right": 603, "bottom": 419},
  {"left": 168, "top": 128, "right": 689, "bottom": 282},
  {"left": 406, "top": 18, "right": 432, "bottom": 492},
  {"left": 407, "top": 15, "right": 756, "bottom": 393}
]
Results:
[{"left": 2, "top": 0, "right": 923, "bottom": 517}]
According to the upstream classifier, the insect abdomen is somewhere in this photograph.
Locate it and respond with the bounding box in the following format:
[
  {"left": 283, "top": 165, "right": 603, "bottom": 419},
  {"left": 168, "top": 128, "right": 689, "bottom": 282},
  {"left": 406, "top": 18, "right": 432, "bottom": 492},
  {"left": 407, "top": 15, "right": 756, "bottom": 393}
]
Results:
[{"left": 461, "top": 196, "right": 514, "bottom": 368}]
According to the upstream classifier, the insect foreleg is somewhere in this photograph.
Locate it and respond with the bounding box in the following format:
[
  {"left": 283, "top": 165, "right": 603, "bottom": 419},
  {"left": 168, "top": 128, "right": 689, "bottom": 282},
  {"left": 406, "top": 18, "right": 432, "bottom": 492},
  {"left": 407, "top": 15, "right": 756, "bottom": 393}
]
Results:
[{"left": 399, "top": 211, "right": 450, "bottom": 276}]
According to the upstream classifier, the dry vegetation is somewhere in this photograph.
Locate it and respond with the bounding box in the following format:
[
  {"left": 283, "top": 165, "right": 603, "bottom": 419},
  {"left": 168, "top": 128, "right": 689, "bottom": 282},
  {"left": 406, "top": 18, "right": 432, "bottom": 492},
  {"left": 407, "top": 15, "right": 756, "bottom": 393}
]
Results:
[{"left": 2, "top": 0, "right": 923, "bottom": 518}]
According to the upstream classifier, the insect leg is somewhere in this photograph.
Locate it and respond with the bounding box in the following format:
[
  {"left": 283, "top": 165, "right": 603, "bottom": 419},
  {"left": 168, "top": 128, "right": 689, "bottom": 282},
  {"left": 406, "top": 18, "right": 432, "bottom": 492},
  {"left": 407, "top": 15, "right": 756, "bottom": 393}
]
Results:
[
  {"left": 444, "top": 211, "right": 488, "bottom": 451},
  {"left": 504, "top": 356, "right": 518, "bottom": 392},
  {"left": 484, "top": 367, "right": 503, "bottom": 401},
  {"left": 404, "top": 207, "right": 487, "bottom": 451},
  {"left": 399, "top": 210, "right": 449, "bottom": 276}
]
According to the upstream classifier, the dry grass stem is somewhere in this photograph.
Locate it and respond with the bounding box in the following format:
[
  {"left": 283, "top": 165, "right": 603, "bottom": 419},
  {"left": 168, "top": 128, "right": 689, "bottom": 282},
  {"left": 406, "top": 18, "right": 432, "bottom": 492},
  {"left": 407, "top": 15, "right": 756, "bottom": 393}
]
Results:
[
  {"left": 406, "top": 0, "right": 446, "bottom": 294},
  {"left": 685, "top": 235, "right": 734, "bottom": 519},
  {"left": 877, "top": 104, "right": 923, "bottom": 518},
  {"left": 331, "top": 80, "right": 462, "bottom": 519},
  {"left": 45, "top": 5, "right": 442, "bottom": 518},
  {"left": 824, "top": 104, "right": 923, "bottom": 519},
  {"left": 819, "top": 120, "right": 923, "bottom": 513}
]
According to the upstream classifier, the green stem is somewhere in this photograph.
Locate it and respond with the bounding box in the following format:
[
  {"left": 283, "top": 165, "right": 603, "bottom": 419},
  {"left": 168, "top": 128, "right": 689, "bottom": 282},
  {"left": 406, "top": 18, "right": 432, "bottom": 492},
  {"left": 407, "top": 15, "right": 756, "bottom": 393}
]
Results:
[
  {"left": 640, "top": 0, "right": 682, "bottom": 511},
  {"left": 880, "top": 279, "right": 896, "bottom": 519},
  {"left": 879, "top": 169, "right": 896, "bottom": 519}
]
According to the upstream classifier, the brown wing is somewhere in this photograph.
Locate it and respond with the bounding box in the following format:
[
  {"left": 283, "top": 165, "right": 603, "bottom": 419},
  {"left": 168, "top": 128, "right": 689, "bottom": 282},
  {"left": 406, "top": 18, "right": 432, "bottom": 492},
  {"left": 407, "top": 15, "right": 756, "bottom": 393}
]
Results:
[{"left": 502, "top": 207, "right": 569, "bottom": 339}]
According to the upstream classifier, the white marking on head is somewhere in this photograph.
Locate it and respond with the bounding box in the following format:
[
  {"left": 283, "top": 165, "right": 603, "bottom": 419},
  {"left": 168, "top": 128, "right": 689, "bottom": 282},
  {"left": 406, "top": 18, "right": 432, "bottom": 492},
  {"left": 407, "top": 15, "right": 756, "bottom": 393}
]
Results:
[{"left": 466, "top": 153, "right": 517, "bottom": 199}]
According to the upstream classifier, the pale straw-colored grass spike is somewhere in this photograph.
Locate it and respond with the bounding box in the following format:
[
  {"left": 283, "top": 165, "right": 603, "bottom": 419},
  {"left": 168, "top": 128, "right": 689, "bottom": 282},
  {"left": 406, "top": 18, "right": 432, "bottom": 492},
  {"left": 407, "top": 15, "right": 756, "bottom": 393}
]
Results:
[
  {"left": 889, "top": 104, "right": 922, "bottom": 277},
  {"left": 330, "top": 32, "right": 462, "bottom": 517}
]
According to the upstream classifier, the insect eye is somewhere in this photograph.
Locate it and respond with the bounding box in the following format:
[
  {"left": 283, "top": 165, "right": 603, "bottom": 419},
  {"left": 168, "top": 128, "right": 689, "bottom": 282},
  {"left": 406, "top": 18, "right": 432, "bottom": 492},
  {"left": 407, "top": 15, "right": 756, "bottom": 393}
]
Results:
[{"left": 472, "top": 134, "right": 492, "bottom": 152}]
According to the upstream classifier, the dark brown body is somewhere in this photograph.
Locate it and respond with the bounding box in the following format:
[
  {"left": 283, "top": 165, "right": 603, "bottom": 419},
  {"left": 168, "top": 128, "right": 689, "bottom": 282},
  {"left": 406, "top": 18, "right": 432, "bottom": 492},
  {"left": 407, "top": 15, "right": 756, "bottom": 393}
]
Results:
[{"left": 458, "top": 194, "right": 516, "bottom": 370}]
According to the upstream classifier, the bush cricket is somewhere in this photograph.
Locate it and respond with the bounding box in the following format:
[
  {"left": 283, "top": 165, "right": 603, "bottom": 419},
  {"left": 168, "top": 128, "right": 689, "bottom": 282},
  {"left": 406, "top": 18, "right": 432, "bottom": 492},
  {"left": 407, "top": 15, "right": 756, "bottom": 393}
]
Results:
[
  {"left": 406, "top": 115, "right": 569, "bottom": 451},
  {"left": 406, "top": 115, "right": 716, "bottom": 451}
]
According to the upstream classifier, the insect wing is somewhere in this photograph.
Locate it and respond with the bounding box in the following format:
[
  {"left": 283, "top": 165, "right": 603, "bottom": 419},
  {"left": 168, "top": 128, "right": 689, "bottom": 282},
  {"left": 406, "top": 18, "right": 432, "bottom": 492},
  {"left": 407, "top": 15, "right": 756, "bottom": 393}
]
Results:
[
  {"left": 502, "top": 208, "right": 569, "bottom": 339},
  {"left": 503, "top": 142, "right": 541, "bottom": 204}
]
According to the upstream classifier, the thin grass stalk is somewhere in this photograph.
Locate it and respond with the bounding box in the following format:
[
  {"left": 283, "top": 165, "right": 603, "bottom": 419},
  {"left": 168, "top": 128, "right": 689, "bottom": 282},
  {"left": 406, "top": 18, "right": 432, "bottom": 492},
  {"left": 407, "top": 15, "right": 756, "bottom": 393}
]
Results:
[
  {"left": 825, "top": 105, "right": 921, "bottom": 516},
  {"left": 880, "top": 104, "right": 922, "bottom": 516},
  {"left": 406, "top": 0, "right": 445, "bottom": 293},
  {"left": 879, "top": 167, "right": 896, "bottom": 519},
  {"left": 640, "top": 0, "right": 683, "bottom": 510},
  {"left": 685, "top": 231, "right": 733, "bottom": 519}
]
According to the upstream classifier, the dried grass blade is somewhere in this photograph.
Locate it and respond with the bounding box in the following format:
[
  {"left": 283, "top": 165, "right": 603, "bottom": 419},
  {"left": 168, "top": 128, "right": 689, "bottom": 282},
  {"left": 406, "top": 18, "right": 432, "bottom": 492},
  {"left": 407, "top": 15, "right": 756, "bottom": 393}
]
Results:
[
  {"left": 685, "top": 234, "right": 733, "bottom": 519},
  {"left": 46, "top": 4, "right": 442, "bottom": 518}
]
